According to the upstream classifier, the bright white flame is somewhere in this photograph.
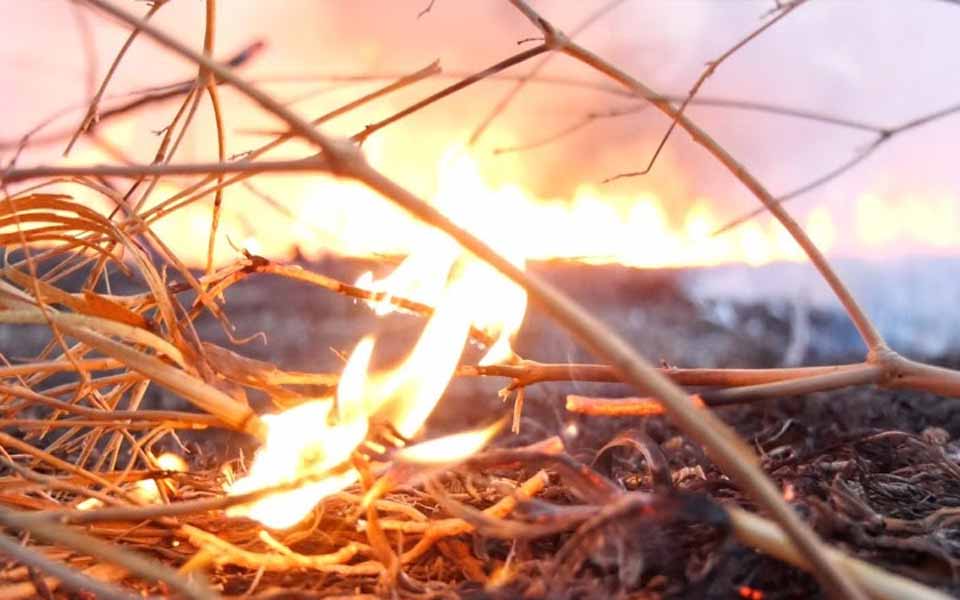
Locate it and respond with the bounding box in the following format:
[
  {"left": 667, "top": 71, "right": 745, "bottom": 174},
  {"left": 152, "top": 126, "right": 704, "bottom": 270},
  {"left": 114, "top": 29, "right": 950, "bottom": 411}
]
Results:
[
  {"left": 394, "top": 420, "right": 504, "bottom": 465},
  {"left": 353, "top": 148, "right": 528, "bottom": 366},
  {"left": 338, "top": 336, "right": 375, "bottom": 421},
  {"left": 76, "top": 497, "right": 102, "bottom": 511},
  {"left": 226, "top": 337, "right": 375, "bottom": 529},
  {"left": 226, "top": 398, "right": 368, "bottom": 529},
  {"left": 367, "top": 264, "right": 475, "bottom": 438},
  {"left": 434, "top": 149, "right": 527, "bottom": 364}
]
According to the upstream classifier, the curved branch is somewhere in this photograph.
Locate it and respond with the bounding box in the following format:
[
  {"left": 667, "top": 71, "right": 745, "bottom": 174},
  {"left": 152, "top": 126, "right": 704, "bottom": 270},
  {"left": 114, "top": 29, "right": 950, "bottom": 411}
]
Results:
[{"left": 544, "top": 12, "right": 886, "bottom": 356}]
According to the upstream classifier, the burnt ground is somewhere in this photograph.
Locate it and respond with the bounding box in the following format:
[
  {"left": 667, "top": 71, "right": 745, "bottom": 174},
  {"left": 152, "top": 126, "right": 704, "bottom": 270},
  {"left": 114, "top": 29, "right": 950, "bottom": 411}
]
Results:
[{"left": 4, "top": 256, "right": 960, "bottom": 598}]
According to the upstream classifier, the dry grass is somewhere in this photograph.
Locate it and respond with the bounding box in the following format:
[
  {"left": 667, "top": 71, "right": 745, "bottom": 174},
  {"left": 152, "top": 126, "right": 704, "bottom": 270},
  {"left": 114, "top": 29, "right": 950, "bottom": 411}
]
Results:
[{"left": 0, "top": 1, "right": 957, "bottom": 598}]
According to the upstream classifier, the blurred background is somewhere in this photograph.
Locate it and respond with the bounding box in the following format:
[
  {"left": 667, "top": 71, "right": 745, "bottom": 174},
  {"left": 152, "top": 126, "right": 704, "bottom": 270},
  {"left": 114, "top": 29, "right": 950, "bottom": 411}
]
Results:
[
  {"left": 1, "top": 1, "right": 959, "bottom": 366},
  {"left": 2, "top": 0, "right": 958, "bottom": 264}
]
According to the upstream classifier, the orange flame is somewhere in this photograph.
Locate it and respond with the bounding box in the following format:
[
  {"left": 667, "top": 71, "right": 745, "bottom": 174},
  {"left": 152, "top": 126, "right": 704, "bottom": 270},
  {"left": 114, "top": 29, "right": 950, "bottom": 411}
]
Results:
[
  {"left": 225, "top": 338, "right": 372, "bottom": 530},
  {"left": 227, "top": 253, "right": 496, "bottom": 529},
  {"left": 165, "top": 145, "right": 843, "bottom": 268},
  {"left": 47, "top": 123, "right": 960, "bottom": 272},
  {"left": 355, "top": 149, "right": 528, "bottom": 365}
]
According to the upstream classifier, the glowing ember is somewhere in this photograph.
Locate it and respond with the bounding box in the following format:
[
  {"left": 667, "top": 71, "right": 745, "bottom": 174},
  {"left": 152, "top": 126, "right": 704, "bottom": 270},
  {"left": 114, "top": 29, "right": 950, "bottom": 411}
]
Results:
[
  {"left": 132, "top": 451, "right": 189, "bottom": 503},
  {"left": 76, "top": 497, "right": 102, "bottom": 511},
  {"left": 77, "top": 452, "right": 189, "bottom": 510},
  {"left": 156, "top": 452, "right": 188, "bottom": 473}
]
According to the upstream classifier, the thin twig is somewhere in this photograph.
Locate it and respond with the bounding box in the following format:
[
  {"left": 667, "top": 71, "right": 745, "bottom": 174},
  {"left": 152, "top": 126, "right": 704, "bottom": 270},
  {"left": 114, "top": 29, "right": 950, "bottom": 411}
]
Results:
[
  {"left": 604, "top": 0, "right": 807, "bottom": 182},
  {"left": 201, "top": 0, "right": 227, "bottom": 276},
  {"left": 0, "top": 382, "right": 223, "bottom": 428},
  {"left": 353, "top": 44, "right": 550, "bottom": 144},
  {"left": 491, "top": 93, "right": 887, "bottom": 156},
  {"left": 0, "top": 510, "right": 218, "bottom": 600},
  {"left": 0, "top": 534, "right": 136, "bottom": 600},
  {"left": 417, "top": 0, "right": 437, "bottom": 19},
  {"left": 459, "top": 360, "right": 867, "bottom": 388},
  {"left": 566, "top": 364, "right": 884, "bottom": 416},
  {"left": 714, "top": 100, "right": 960, "bottom": 235},
  {"left": 2, "top": 157, "right": 331, "bottom": 183},
  {"left": 468, "top": 0, "right": 628, "bottom": 146},
  {"left": 246, "top": 262, "right": 497, "bottom": 348},
  {"left": 64, "top": 0, "right": 167, "bottom": 156}
]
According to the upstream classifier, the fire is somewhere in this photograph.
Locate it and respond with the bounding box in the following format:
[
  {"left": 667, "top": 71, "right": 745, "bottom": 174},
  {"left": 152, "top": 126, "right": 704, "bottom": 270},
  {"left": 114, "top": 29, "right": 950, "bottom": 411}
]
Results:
[
  {"left": 394, "top": 420, "right": 504, "bottom": 466},
  {"left": 355, "top": 150, "right": 528, "bottom": 365},
  {"left": 77, "top": 451, "right": 188, "bottom": 511},
  {"left": 225, "top": 339, "right": 372, "bottom": 530},
  {"left": 185, "top": 144, "right": 840, "bottom": 268},
  {"left": 227, "top": 249, "right": 502, "bottom": 529},
  {"left": 296, "top": 146, "right": 826, "bottom": 270},
  {"left": 47, "top": 130, "right": 958, "bottom": 531},
  {"left": 45, "top": 129, "right": 960, "bottom": 270},
  {"left": 133, "top": 451, "right": 189, "bottom": 503},
  {"left": 361, "top": 268, "right": 474, "bottom": 438}
]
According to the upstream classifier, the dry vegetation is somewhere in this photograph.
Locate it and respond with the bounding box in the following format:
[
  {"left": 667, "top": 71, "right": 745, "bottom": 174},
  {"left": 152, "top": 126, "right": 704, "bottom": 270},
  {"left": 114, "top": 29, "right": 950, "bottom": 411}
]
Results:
[{"left": 0, "top": 1, "right": 959, "bottom": 598}]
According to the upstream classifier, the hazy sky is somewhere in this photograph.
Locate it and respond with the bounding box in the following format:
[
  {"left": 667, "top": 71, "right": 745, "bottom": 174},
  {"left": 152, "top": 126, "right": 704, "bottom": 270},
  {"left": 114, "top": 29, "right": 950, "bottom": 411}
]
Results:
[{"left": 2, "top": 1, "right": 958, "bottom": 258}]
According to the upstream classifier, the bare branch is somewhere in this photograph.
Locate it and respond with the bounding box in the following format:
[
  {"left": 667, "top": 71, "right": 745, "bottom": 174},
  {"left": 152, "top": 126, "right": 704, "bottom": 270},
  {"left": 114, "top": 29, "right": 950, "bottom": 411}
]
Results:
[
  {"left": 0, "top": 534, "right": 135, "bottom": 600},
  {"left": 417, "top": 0, "right": 437, "bottom": 19},
  {"left": 605, "top": 0, "right": 808, "bottom": 182},
  {"left": 715, "top": 100, "right": 960, "bottom": 235},
  {"left": 566, "top": 364, "right": 883, "bottom": 416},
  {"left": 74, "top": 5, "right": 863, "bottom": 599},
  {"left": 2, "top": 157, "right": 330, "bottom": 183},
  {"left": 64, "top": 0, "right": 167, "bottom": 156},
  {"left": 493, "top": 97, "right": 882, "bottom": 156},
  {"left": 469, "top": 0, "right": 628, "bottom": 146},
  {"left": 353, "top": 44, "right": 549, "bottom": 144},
  {"left": 201, "top": 0, "right": 228, "bottom": 275},
  {"left": 460, "top": 360, "right": 868, "bottom": 389}
]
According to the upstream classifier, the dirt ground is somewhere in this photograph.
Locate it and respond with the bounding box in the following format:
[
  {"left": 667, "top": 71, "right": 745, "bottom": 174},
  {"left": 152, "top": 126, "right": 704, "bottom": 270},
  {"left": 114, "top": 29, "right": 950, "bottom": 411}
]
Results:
[{"left": 4, "top": 257, "right": 959, "bottom": 598}]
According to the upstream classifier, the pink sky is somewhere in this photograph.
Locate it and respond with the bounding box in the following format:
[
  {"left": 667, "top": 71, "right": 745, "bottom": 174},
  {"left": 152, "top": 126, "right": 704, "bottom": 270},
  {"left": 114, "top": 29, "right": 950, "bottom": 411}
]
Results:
[{"left": 2, "top": 1, "right": 958, "bottom": 259}]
